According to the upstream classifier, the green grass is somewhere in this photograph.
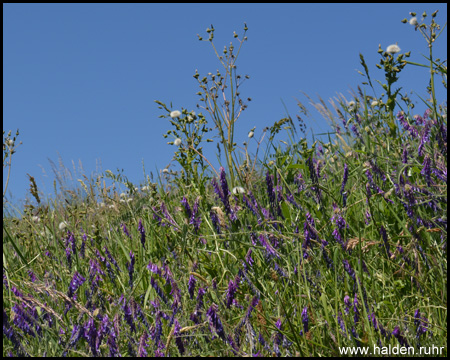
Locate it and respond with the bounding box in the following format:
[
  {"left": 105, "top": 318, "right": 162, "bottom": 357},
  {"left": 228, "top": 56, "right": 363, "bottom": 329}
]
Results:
[{"left": 3, "top": 12, "right": 447, "bottom": 357}]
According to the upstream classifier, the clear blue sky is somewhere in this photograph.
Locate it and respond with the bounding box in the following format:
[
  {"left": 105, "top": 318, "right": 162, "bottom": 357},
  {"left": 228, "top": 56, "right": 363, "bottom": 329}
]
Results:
[{"left": 3, "top": 3, "right": 447, "bottom": 209}]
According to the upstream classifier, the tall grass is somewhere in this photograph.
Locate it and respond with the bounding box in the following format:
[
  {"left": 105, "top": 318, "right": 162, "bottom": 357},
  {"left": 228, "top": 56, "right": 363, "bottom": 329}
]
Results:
[{"left": 3, "top": 11, "right": 447, "bottom": 357}]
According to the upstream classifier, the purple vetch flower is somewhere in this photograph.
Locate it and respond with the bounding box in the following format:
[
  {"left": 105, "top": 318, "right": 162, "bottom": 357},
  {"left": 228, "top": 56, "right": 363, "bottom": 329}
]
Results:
[
  {"left": 210, "top": 210, "right": 221, "bottom": 234},
  {"left": 108, "top": 334, "right": 120, "bottom": 357},
  {"left": 342, "top": 259, "right": 356, "bottom": 283},
  {"left": 12, "top": 303, "right": 36, "bottom": 337},
  {"left": 84, "top": 317, "right": 98, "bottom": 356},
  {"left": 301, "top": 307, "right": 309, "bottom": 334},
  {"left": 103, "top": 246, "right": 121, "bottom": 272},
  {"left": 138, "top": 219, "right": 146, "bottom": 249},
  {"left": 418, "top": 120, "right": 431, "bottom": 157},
  {"left": 226, "top": 275, "right": 240, "bottom": 308},
  {"left": 258, "top": 234, "right": 279, "bottom": 259},
  {"left": 147, "top": 261, "right": 162, "bottom": 276},
  {"left": 392, "top": 326, "right": 409, "bottom": 347},
  {"left": 402, "top": 145, "right": 409, "bottom": 164},
  {"left": 344, "top": 295, "right": 351, "bottom": 315},
  {"left": 321, "top": 240, "right": 334, "bottom": 269},
  {"left": 370, "top": 312, "right": 378, "bottom": 331},
  {"left": 365, "top": 210, "right": 371, "bottom": 225},
  {"left": 245, "top": 248, "right": 254, "bottom": 267},
  {"left": 27, "top": 270, "right": 37, "bottom": 283},
  {"left": 379, "top": 225, "right": 392, "bottom": 258},
  {"left": 206, "top": 304, "right": 226, "bottom": 340},
  {"left": 65, "top": 246, "right": 73, "bottom": 272},
  {"left": 127, "top": 251, "right": 135, "bottom": 289},
  {"left": 188, "top": 275, "right": 197, "bottom": 300},
  {"left": 67, "top": 324, "right": 83, "bottom": 350},
  {"left": 151, "top": 277, "right": 168, "bottom": 304},
  {"left": 414, "top": 309, "right": 430, "bottom": 339},
  {"left": 265, "top": 172, "right": 276, "bottom": 208},
  {"left": 68, "top": 271, "right": 86, "bottom": 299},
  {"left": 353, "top": 294, "right": 360, "bottom": 325},
  {"left": 189, "top": 197, "right": 202, "bottom": 232},
  {"left": 341, "top": 163, "right": 349, "bottom": 194},
  {"left": 138, "top": 330, "right": 150, "bottom": 357},
  {"left": 421, "top": 155, "right": 432, "bottom": 187},
  {"left": 121, "top": 222, "right": 132, "bottom": 239},
  {"left": 397, "top": 111, "right": 418, "bottom": 138},
  {"left": 181, "top": 196, "right": 192, "bottom": 219},
  {"left": 337, "top": 312, "right": 347, "bottom": 337},
  {"left": 96, "top": 314, "right": 110, "bottom": 353},
  {"left": 120, "top": 295, "right": 136, "bottom": 333},
  {"left": 81, "top": 233, "right": 87, "bottom": 259},
  {"left": 174, "top": 318, "right": 185, "bottom": 355}
]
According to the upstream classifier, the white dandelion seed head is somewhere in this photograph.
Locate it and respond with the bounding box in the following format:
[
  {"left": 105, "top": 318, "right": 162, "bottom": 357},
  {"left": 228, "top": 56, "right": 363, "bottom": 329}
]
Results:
[
  {"left": 248, "top": 131, "right": 254, "bottom": 139},
  {"left": 170, "top": 110, "right": 182, "bottom": 118},
  {"left": 190, "top": 111, "right": 196, "bottom": 116},
  {"left": 141, "top": 186, "right": 149, "bottom": 191},
  {"left": 174, "top": 138, "right": 182, "bottom": 146},
  {"left": 120, "top": 192, "right": 127, "bottom": 198},
  {"left": 348, "top": 100, "right": 356, "bottom": 108},
  {"left": 108, "top": 204, "right": 116, "bottom": 209},
  {"left": 409, "top": 17, "right": 418, "bottom": 26},
  {"left": 232, "top": 186, "right": 246, "bottom": 195},
  {"left": 59, "top": 221, "right": 68, "bottom": 230},
  {"left": 32, "top": 216, "right": 40, "bottom": 223},
  {"left": 371, "top": 100, "right": 379, "bottom": 107},
  {"left": 127, "top": 198, "right": 133, "bottom": 203},
  {"left": 6, "top": 139, "right": 14, "bottom": 147},
  {"left": 187, "top": 115, "right": 193, "bottom": 121},
  {"left": 163, "top": 169, "right": 169, "bottom": 174},
  {"left": 386, "top": 44, "right": 401, "bottom": 54}
]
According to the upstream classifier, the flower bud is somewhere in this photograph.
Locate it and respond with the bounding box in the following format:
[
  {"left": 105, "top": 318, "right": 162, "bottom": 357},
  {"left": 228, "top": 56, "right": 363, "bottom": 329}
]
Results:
[{"left": 409, "top": 17, "right": 418, "bottom": 26}]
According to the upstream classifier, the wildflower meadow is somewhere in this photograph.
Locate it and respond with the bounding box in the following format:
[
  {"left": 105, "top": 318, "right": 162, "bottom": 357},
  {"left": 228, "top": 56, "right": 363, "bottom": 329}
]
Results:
[{"left": 3, "top": 11, "right": 447, "bottom": 357}]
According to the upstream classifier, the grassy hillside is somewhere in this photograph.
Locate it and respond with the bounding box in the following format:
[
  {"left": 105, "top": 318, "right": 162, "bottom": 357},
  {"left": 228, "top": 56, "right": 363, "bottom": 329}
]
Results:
[{"left": 3, "top": 12, "right": 447, "bottom": 357}]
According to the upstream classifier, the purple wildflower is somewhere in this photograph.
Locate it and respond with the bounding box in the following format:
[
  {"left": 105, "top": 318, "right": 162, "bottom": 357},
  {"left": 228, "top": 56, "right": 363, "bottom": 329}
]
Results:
[
  {"left": 181, "top": 196, "right": 192, "bottom": 219},
  {"left": 342, "top": 259, "right": 356, "bottom": 283},
  {"left": 84, "top": 318, "right": 98, "bottom": 356},
  {"left": 301, "top": 306, "right": 309, "bottom": 334},
  {"left": 27, "top": 270, "right": 37, "bottom": 283},
  {"left": 188, "top": 275, "right": 197, "bottom": 300},
  {"left": 402, "top": 145, "right": 409, "bottom": 164},
  {"left": 258, "top": 234, "right": 279, "bottom": 259},
  {"left": 121, "top": 222, "right": 132, "bottom": 239},
  {"left": 174, "top": 319, "right": 185, "bottom": 355},
  {"left": 344, "top": 295, "right": 351, "bottom": 315},
  {"left": 127, "top": 251, "right": 135, "bottom": 289},
  {"left": 418, "top": 120, "right": 431, "bottom": 156},
  {"left": 337, "top": 312, "right": 347, "bottom": 337},
  {"left": 68, "top": 271, "right": 86, "bottom": 299},
  {"left": 392, "top": 326, "right": 409, "bottom": 347},
  {"left": 206, "top": 304, "right": 226, "bottom": 340},
  {"left": 353, "top": 294, "right": 360, "bottom": 325},
  {"left": 81, "top": 233, "right": 87, "bottom": 258},
  {"left": 138, "top": 219, "right": 146, "bottom": 249},
  {"left": 266, "top": 172, "right": 276, "bottom": 208},
  {"left": 138, "top": 331, "right": 150, "bottom": 357},
  {"left": 380, "top": 226, "right": 392, "bottom": 258},
  {"left": 341, "top": 163, "right": 348, "bottom": 194},
  {"left": 151, "top": 277, "right": 168, "bottom": 304},
  {"left": 245, "top": 248, "right": 254, "bottom": 267},
  {"left": 103, "top": 246, "right": 121, "bottom": 272},
  {"left": 421, "top": 155, "right": 432, "bottom": 187},
  {"left": 210, "top": 210, "right": 221, "bottom": 234},
  {"left": 226, "top": 275, "right": 240, "bottom": 308}
]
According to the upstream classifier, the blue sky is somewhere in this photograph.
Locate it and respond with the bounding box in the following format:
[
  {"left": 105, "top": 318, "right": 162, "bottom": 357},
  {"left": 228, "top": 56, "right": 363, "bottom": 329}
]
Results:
[{"left": 3, "top": 3, "right": 447, "bottom": 209}]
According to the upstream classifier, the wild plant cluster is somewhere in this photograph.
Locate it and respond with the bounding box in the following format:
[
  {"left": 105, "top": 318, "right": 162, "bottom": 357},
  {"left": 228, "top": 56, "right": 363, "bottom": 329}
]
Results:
[{"left": 3, "top": 11, "right": 447, "bottom": 357}]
